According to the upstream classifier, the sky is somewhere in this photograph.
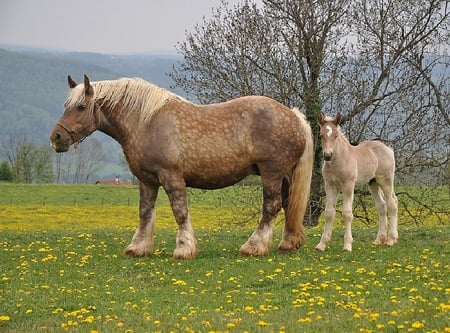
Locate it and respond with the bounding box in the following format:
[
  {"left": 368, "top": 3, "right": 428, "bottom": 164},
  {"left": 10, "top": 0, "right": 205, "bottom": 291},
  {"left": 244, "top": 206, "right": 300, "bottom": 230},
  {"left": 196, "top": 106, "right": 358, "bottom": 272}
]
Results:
[{"left": 0, "top": 0, "right": 244, "bottom": 54}]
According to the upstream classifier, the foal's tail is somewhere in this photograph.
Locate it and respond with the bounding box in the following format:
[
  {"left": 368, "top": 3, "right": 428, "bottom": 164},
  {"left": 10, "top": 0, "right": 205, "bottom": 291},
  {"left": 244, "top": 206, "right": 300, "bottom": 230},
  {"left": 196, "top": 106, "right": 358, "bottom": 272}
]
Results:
[{"left": 280, "top": 108, "right": 314, "bottom": 251}]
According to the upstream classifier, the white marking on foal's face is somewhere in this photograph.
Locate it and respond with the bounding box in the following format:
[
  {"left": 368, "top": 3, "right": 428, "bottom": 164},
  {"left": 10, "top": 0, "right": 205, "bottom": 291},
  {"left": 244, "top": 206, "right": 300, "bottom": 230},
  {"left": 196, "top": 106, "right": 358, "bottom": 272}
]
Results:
[{"left": 326, "top": 125, "right": 333, "bottom": 137}]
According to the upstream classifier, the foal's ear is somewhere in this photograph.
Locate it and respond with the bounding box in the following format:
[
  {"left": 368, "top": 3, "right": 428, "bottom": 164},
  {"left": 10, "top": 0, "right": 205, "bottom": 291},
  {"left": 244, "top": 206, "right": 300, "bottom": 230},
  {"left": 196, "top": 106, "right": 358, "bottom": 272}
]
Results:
[
  {"left": 68, "top": 75, "right": 77, "bottom": 89},
  {"left": 335, "top": 113, "right": 342, "bottom": 125},
  {"left": 317, "top": 112, "right": 325, "bottom": 125},
  {"left": 83, "top": 74, "right": 94, "bottom": 96}
]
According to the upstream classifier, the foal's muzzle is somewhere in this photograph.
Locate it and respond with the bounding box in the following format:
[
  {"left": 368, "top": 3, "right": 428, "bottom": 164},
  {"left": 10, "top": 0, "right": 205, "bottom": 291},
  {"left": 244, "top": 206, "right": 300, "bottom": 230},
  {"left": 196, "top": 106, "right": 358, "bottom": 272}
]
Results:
[{"left": 323, "top": 151, "right": 333, "bottom": 161}]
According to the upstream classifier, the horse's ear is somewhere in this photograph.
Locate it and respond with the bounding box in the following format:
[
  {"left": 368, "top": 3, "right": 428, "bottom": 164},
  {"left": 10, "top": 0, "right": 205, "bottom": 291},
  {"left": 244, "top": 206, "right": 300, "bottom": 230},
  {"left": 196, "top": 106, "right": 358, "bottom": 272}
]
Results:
[
  {"left": 335, "top": 113, "right": 342, "bottom": 125},
  {"left": 68, "top": 75, "right": 77, "bottom": 89},
  {"left": 317, "top": 112, "right": 325, "bottom": 125},
  {"left": 83, "top": 74, "right": 94, "bottom": 96}
]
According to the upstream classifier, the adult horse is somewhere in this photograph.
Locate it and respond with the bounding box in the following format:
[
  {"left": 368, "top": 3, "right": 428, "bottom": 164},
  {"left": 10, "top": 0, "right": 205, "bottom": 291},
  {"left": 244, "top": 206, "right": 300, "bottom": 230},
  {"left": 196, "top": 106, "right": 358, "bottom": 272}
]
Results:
[
  {"left": 50, "top": 75, "right": 314, "bottom": 259},
  {"left": 315, "top": 113, "right": 398, "bottom": 252}
]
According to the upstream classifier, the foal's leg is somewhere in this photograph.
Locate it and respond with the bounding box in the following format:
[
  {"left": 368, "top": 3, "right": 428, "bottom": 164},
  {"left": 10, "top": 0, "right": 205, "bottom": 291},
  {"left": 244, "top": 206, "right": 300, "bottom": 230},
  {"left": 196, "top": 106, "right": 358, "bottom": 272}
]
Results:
[
  {"left": 380, "top": 181, "right": 398, "bottom": 246},
  {"left": 125, "top": 182, "right": 158, "bottom": 257},
  {"left": 368, "top": 181, "right": 388, "bottom": 245},
  {"left": 315, "top": 183, "right": 338, "bottom": 252},
  {"left": 341, "top": 183, "right": 355, "bottom": 251},
  {"left": 163, "top": 178, "right": 198, "bottom": 259},
  {"left": 239, "top": 177, "right": 282, "bottom": 256}
]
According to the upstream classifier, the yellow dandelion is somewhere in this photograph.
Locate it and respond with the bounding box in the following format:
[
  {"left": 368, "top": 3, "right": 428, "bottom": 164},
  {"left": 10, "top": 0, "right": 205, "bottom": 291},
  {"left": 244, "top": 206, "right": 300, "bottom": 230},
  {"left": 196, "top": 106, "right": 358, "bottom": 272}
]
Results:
[
  {"left": 0, "top": 315, "right": 10, "bottom": 321},
  {"left": 411, "top": 321, "right": 424, "bottom": 329}
]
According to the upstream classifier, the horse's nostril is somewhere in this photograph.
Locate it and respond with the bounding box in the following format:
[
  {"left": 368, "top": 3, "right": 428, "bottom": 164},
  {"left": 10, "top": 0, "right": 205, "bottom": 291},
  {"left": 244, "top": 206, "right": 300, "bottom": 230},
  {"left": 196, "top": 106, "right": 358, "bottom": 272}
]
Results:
[{"left": 55, "top": 132, "right": 61, "bottom": 140}]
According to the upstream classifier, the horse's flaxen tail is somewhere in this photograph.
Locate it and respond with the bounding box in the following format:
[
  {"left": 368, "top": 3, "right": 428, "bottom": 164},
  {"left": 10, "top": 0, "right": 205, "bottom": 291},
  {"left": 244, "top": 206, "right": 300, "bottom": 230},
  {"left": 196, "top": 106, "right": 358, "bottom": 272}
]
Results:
[{"left": 279, "top": 108, "right": 314, "bottom": 252}]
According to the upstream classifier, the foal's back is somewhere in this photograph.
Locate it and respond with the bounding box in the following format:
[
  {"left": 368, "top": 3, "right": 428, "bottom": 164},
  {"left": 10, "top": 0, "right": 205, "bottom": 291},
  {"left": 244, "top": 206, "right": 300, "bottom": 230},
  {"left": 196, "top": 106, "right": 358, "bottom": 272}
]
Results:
[{"left": 353, "top": 140, "right": 395, "bottom": 184}]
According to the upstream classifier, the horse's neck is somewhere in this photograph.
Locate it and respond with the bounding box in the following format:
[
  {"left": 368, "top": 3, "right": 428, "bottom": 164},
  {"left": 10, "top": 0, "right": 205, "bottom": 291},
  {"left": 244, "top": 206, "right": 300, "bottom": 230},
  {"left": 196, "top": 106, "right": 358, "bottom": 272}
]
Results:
[{"left": 97, "top": 103, "right": 137, "bottom": 146}]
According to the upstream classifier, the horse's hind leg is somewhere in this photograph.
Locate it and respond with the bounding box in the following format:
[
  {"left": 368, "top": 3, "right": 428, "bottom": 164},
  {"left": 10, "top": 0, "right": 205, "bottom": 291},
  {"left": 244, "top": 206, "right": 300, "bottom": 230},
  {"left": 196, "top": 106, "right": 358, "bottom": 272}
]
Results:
[
  {"left": 315, "top": 183, "right": 338, "bottom": 252},
  {"left": 125, "top": 182, "right": 158, "bottom": 257},
  {"left": 379, "top": 180, "right": 398, "bottom": 246},
  {"left": 368, "top": 180, "right": 388, "bottom": 245},
  {"left": 239, "top": 177, "right": 282, "bottom": 256}
]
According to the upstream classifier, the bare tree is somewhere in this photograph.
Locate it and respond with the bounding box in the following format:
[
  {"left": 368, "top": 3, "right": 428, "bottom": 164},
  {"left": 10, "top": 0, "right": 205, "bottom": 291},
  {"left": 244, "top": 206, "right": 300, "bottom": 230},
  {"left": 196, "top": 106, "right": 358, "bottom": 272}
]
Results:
[
  {"left": 53, "top": 138, "right": 106, "bottom": 184},
  {"left": 170, "top": 0, "right": 449, "bottom": 225}
]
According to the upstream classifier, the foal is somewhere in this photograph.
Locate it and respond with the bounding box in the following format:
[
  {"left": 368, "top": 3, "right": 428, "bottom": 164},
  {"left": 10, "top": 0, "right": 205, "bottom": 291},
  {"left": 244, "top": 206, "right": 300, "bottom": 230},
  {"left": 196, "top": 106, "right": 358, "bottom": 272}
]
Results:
[{"left": 315, "top": 113, "right": 398, "bottom": 251}]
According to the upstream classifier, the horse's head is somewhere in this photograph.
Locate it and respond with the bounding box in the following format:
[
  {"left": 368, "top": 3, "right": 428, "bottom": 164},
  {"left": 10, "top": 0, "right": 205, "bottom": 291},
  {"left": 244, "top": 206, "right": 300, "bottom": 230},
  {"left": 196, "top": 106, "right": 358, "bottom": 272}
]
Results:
[
  {"left": 50, "top": 75, "right": 98, "bottom": 152},
  {"left": 317, "top": 112, "right": 342, "bottom": 161}
]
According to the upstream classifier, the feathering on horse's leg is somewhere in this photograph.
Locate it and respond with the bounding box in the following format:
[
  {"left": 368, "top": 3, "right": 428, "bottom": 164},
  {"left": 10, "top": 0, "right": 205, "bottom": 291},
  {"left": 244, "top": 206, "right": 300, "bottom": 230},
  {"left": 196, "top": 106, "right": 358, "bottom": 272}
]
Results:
[
  {"left": 165, "top": 181, "right": 198, "bottom": 259},
  {"left": 315, "top": 184, "right": 338, "bottom": 251},
  {"left": 239, "top": 179, "right": 281, "bottom": 256},
  {"left": 125, "top": 183, "right": 157, "bottom": 257}
]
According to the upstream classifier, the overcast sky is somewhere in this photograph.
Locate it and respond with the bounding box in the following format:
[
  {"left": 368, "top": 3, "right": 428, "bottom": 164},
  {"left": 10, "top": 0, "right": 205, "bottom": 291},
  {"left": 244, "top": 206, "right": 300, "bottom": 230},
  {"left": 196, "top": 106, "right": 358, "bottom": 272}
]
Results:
[{"left": 0, "top": 0, "right": 244, "bottom": 54}]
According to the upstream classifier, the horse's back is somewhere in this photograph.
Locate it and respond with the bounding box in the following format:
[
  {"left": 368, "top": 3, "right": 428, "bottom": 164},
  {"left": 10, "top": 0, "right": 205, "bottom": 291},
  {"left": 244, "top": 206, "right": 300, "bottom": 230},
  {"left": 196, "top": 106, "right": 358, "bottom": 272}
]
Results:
[{"left": 153, "top": 96, "right": 306, "bottom": 189}]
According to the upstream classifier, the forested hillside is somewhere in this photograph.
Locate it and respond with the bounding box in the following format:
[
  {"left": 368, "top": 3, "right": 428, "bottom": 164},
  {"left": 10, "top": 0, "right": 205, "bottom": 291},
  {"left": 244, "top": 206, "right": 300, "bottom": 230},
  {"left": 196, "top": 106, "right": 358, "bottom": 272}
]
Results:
[
  {"left": 0, "top": 47, "right": 181, "bottom": 146},
  {"left": 0, "top": 47, "right": 182, "bottom": 179}
]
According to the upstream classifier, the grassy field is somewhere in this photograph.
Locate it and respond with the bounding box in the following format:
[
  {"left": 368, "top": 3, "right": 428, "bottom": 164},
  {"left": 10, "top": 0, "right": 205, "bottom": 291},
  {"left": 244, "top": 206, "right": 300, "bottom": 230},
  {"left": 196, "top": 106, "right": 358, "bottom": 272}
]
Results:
[{"left": 0, "top": 183, "right": 449, "bottom": 332}]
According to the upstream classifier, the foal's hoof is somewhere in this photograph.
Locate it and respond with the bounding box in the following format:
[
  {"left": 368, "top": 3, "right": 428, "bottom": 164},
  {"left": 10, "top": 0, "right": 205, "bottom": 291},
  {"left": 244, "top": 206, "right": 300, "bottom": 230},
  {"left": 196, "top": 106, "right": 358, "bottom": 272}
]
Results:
[
  {"left": 315, "top": 243, "right": 326, "bottom": 252},
  {"left": 385, "top": 238, "right": 398, "bottom": 246}
]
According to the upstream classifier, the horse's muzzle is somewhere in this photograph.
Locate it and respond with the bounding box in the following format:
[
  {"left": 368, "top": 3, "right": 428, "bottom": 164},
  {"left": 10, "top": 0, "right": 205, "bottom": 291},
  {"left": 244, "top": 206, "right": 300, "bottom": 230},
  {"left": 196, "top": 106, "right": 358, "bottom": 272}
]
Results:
[{"left": 50, "top": 127, "right": 71, "bottom": 152}]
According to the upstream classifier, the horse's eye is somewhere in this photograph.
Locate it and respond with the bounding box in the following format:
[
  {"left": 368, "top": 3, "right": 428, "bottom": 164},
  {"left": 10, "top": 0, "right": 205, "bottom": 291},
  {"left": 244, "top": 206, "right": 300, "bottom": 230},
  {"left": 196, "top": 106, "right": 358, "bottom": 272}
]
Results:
[{"left": 78, "top": 105, "right": 86, "bottom": 111}]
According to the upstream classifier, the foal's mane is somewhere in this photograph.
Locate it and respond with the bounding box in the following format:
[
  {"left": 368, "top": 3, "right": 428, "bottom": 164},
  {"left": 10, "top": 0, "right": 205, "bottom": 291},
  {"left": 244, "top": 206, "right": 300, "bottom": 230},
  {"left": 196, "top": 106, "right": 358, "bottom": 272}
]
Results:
[{"left": 66, "top": 78, "right": 189, "bottom": 124}]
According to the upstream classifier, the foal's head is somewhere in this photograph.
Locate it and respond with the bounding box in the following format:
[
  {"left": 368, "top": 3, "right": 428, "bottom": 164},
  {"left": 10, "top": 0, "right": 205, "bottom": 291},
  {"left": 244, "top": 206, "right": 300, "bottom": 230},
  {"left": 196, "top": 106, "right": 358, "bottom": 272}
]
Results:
[
  {"left": 50, "top": 75, "right": 98, "bottom": 152},
  {"left": 317, "top": 112, "right": 342, "bottom": 161}
]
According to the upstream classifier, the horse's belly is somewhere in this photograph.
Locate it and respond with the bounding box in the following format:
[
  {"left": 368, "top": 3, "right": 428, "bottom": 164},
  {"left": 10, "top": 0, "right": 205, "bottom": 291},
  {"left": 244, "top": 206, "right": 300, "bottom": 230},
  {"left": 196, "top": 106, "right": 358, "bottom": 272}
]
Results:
[{"left": 184, "top": 168, "right": 253, "bottom": 189}]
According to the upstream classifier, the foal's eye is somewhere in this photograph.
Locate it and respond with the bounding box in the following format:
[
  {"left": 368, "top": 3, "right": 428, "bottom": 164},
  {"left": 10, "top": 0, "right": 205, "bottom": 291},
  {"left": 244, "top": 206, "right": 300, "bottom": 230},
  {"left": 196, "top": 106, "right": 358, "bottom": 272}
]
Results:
[{"left": 77, "top": 105, "right": 87, "bottom": 111}]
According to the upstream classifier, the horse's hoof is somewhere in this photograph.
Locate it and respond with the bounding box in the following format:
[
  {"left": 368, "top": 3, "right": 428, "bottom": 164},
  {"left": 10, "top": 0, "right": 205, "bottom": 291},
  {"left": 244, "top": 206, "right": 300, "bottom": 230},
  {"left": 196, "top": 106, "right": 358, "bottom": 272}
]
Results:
[
  {"left": 173, "top": 247, "right": 197, "bottom": 259},
  {"left": 343, "top": 246, "right": 352, "bottom": 252},
  {"left": 125, "top": 244, "right": 152, "bottom": 257},
  {"left": 278, "top": 242, "right": 299, "bottom": 253},
  {"left": 278, "top": 233, "right": 304, "bottom": 253},
  {"left": 239, "top": 242, "right": 269, "bottom": 256}
]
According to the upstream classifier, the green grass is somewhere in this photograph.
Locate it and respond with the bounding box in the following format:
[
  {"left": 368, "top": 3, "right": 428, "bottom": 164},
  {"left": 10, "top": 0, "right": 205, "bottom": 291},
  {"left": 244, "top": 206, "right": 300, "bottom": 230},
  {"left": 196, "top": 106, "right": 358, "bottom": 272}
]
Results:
[{"left": 0, "top": 184, "right": 449, "bottom": 332}]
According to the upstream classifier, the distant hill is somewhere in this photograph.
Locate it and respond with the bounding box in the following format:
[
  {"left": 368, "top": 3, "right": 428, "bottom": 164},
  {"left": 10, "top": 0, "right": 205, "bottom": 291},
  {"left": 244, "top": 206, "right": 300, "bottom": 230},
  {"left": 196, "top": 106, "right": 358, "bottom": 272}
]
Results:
[{"left": 0, "top": 47, "right": 184, "bottom": 178}]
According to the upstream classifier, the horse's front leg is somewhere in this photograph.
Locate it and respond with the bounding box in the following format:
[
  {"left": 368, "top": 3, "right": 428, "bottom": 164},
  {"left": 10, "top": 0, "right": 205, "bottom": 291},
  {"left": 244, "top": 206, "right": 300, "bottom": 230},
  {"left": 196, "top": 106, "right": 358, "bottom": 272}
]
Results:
[
  {"left": 315, "top": 182, "right": 338, "bottom": 252},
  {"left": 125, "top": 182, "right": 158, "bottom": 257},
  {"left": 240, "top": 178, "right": 281, "bottom": 256},
  {"left": 164, "top": 178, "right": 197, "bottom": 259},
  {"left": 341, "top": 183, "right": 355, "bottom": 251}
]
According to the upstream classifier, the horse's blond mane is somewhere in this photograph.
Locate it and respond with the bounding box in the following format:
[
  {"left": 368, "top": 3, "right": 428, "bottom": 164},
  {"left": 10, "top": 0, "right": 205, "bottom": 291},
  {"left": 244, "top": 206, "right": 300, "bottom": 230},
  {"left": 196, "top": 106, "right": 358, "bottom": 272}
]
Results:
[{"left": 65, "top": 78, "right": 189, "bottom": 124}]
